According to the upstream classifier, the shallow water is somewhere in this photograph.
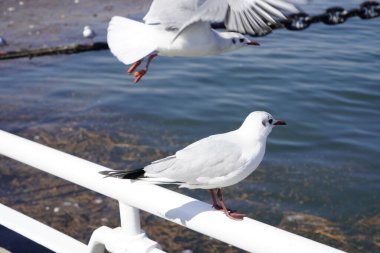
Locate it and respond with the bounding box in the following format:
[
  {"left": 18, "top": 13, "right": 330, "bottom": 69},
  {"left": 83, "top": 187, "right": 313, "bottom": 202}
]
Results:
[{"left": 1, "top": 1, "right": 380, "bottom": 252}]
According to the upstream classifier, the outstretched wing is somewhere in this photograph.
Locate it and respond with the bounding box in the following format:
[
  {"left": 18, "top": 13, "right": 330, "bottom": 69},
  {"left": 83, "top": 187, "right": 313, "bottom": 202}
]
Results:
[
  {"left": 143, "top": 0, "right": 199, "bottom": 29},
  {"left": 175, "top": 0, "right": 299, "bottom": 40}
]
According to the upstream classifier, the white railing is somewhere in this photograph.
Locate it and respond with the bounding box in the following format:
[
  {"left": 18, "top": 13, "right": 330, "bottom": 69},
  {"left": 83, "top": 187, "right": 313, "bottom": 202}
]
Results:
[{"left": 0, "top": 130, "right": 347, "bottom": 253}]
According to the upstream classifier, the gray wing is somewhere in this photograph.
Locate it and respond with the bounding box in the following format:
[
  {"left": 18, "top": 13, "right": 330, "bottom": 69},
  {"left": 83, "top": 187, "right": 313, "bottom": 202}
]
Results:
[
  {"left": 176, "top": 0, "right": 299, "bottom": 37},
  {"left": 143, "top": 0, "right": 199, "bottom": 29},
  {"left": 144, "top": 134, "right": 247, "bottom": 185}
]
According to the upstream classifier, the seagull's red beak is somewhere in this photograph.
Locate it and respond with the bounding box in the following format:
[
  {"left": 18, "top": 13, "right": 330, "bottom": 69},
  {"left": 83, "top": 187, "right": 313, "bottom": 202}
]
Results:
[
  {"left": 274, "top": 120, "right": 286, "bottom": 126},
  {"left": 247, "top": 41, "right": 260, "bottom": 46}
]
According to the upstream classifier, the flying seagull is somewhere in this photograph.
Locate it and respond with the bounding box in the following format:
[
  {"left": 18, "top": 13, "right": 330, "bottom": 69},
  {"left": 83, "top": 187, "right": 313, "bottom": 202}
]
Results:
[
  {"left": 107, "top": 0, "right": 299, "bottom": 83},
  {"left": 100, "top": 111, "right": 286, "bottom": 220}
]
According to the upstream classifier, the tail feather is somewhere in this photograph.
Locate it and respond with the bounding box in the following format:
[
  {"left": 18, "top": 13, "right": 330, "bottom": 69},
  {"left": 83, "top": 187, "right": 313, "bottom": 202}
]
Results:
[
  {"left": 99, "top": 169, "right": 185, "bottom": 185},
  {"left": 100, "top": 168, "right": 145, "bottom": 179},
  {"left": 107, "top": 16, "right": 158, "bottom": 65}
]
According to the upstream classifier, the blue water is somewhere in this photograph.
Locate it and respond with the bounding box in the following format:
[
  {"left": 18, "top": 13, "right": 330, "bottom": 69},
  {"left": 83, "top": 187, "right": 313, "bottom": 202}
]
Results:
[{"left": 0, "top": 1, "right": 379, "bottom": 252}]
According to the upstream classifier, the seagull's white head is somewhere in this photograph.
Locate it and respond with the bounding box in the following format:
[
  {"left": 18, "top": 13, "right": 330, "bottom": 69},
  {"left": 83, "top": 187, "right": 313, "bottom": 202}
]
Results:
[
  {"left": 239, "top": 111, "right": 286, "bottom": 139},
  {"left": 218, "top": 32, "right": 259, "bottom": 52}
]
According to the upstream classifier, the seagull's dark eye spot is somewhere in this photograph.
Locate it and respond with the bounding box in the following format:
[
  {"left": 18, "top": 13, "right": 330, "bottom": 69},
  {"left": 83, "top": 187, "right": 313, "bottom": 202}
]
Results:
[
  {"left": 239, "top": 38, "right": 244, "bottom": 43},
  {"left": 262, "top": 120, "right": 266, "bottom": 127},
  {"left": 232, "top": 39, "right": 236, "bottom": 44},
  {"left": 268, "top": 119, "right": 273, "bottom": 124}
]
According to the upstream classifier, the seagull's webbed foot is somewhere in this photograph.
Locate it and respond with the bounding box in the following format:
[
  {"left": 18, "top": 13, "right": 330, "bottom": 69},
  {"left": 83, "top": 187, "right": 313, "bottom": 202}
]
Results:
[
  {"left": 213, "top": 205, "right": 245, "bottom": 220},
  {"left": 211, "top": 202, "right": 235, "bottom": 214},
  {"left": 218, "top": 204, "right": 245, "bottom": 220},
  {"left": 225, "top": 210, "right": 246, "bottom": 220},
  {"left": 211, "top": 188, "right": 245, "bottom": 221},
  {"left": 134, "top": 69, "right": 146, "bottom": 83},
  {"left": 212, "top": 204, "right": 222, "bottom": 210},
  {"left": 132, "top": 53, "right": 157, "bottom": 84}
]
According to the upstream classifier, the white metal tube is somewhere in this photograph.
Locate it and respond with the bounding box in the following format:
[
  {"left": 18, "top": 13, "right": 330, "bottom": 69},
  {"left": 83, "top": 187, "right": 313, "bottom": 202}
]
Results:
[
  {"left": 0, "top": 130, "right": 347, "bottom": 253},
  {"left": 119, "top": 201, "right": 141, "bottom": 236},
  {"left": 0, "top": 203, "right": 87, "bottom": 253}
]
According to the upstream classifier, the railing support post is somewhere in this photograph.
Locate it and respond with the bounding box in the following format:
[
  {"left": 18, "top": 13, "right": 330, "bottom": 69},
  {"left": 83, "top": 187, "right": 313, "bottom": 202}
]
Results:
[
  {"left": 119, "top": 201, "right": 141, "bottom": 236},
  {"left": 86, "top": 202, "right": 164, "bottom": 253}
]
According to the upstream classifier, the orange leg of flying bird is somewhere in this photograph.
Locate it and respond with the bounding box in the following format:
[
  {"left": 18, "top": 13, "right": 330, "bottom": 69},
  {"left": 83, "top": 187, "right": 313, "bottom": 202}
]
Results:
[
  {"left": 216, "top": 188, "right": 245, "bottom": 220},
  {"left": 134, "top": 53, "right": 158, "bottom": 83},
  {"left": 128, "top": 60, "right": 142, "bottom": 75}
]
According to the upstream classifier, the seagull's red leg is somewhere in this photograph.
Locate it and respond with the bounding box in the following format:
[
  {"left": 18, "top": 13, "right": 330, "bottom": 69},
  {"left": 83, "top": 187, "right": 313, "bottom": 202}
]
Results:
[
  {"left": 134, "top": 53, "right": 158, "bottom": 83},
  {"left": 209, "top": 189, "right": 222, "bottom": 210},
  {"left": 128, "top": 60, "right": 142, "bottom": 75},
  {"left": 216, "top": 188, "right": 245, "bottom": 220},
  {"left": 145, "top": 53, "right": 158, "bottom": 69}
]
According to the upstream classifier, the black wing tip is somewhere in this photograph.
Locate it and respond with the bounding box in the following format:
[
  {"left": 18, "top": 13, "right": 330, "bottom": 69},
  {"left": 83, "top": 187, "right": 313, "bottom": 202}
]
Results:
[{"left": 99, "top": 168, "right": 145, "bottom": 179}]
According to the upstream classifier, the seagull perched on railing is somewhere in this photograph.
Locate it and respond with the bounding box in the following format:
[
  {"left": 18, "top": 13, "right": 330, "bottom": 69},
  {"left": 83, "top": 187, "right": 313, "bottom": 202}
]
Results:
[
  {"left": 100, "top": 111, "right": 286, "bottom": 220},
  {"left": 107, "top": 0, "right": 299, "bottom": 83}
]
